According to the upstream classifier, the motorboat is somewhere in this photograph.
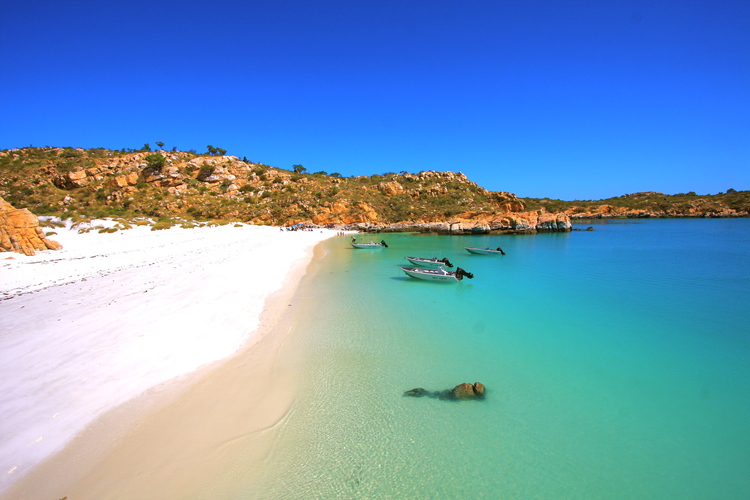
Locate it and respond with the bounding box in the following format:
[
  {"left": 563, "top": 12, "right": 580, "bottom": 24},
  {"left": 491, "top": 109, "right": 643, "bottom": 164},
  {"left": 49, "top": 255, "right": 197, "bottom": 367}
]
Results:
[
  {"left": 464, "top": 246, "right": 505, "bottom": 255},
  {"left": 404, "top": 256, "right": 454, "bottom": 269},
  {"left": 351, "top": 239, "right": 388, "bottom": 249},
  {"left": 400, "top": 266, "right": 474, "bottom": 282}
]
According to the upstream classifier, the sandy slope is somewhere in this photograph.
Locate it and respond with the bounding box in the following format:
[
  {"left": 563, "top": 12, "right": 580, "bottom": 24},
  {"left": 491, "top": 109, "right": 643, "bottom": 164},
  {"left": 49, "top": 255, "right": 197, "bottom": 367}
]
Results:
[{"left": 0, "top": 222, "right": 336, "bottom": 497}]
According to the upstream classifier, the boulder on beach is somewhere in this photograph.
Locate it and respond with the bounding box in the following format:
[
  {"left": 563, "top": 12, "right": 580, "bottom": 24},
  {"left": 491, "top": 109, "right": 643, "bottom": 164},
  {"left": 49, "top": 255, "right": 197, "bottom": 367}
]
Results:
[{"left": 0, "top": 197, "right": 62, "bottom": 256}]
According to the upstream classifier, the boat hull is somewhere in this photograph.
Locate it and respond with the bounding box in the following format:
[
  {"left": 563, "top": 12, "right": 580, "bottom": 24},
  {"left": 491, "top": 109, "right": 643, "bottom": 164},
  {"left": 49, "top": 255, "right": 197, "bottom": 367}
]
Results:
[
  {"left": 465, "top": 247, "right": 504, "bottom": 255},
  {"left": 352, "top": 243, "right": 384, "bottom": 249},
  {"left": 400, "top": 267, "right": 459, "bottom": 282}
]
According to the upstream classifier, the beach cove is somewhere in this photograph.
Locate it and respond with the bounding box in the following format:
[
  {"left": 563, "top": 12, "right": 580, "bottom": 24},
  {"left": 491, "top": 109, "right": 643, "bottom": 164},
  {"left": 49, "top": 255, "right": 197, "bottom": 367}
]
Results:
[
  {"left": 0, "top": 222, "right": 338, "bottom": 498},
  {"left": 2, "top": 218, "right": 750, "bottom": 499}
]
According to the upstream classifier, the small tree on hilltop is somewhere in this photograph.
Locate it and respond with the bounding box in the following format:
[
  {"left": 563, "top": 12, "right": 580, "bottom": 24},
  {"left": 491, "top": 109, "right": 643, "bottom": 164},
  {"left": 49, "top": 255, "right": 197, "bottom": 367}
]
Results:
[
  {"left": 156, "top": 141, "right": 164, "bottom": 149},
  {"left": 206, "top": 145, "right": 227, "bottom": 156},
  {"left": 293, "top": 164, "right": 306, "bottom": 174}
]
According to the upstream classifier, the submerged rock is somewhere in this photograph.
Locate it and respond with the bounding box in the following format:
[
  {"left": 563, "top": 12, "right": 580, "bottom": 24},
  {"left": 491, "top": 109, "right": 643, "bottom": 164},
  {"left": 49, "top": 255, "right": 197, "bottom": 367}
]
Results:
[{"left": 404, "top": 382, "right": 486, "bottom": 401}]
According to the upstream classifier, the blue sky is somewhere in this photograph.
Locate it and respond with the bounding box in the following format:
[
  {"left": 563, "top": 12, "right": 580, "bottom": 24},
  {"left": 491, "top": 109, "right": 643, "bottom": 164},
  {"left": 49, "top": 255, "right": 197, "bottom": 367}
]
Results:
[{"left": 2, "top": 0, "right": 748, "bottom": 200}]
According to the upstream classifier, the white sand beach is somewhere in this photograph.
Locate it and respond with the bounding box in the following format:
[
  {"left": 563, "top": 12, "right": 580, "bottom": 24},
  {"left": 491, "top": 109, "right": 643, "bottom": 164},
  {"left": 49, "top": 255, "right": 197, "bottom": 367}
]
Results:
[{"left": 0, "top": 221, "right": 338, "bottom": 498}]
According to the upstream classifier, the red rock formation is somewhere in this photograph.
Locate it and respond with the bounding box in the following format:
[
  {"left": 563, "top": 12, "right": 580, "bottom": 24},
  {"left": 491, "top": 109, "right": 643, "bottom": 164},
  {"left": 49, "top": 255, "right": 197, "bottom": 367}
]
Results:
[
  {"left": 378, "top": 210, "right": 572, "bottom": 234},
  {"left": 376, "top": 181, "right": 405, "bottom": 195},
  {"left": 0, "top": 197, "right": 62, "bottom": 256},
  {"left": 53, "top": 169, "right": 89, "bottom": 189},
  {"left": 311, "top": 200, "right": 380, "bottom": 225}
]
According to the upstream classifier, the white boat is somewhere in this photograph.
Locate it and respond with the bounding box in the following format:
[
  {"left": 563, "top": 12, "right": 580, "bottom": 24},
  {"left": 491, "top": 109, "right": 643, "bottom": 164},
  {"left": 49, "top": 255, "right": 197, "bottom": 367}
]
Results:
[
  {"left": 464, "top": 246, "right": 505, "bottom": 255},
  {"left": 351, "top": 239, "right": 388, "bottom": 249},
  {"left": 405, "top": 256, "right": 454, "bottom": 269},
  {"left": 400, "top": 266, "right": 474, "bottom": 282}
]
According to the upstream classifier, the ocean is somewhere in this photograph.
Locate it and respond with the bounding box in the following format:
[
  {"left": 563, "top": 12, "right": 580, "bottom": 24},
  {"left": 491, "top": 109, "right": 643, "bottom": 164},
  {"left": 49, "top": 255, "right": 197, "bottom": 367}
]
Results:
[{"left": 238, "top": 218, "right": 750, "bottom": 499}]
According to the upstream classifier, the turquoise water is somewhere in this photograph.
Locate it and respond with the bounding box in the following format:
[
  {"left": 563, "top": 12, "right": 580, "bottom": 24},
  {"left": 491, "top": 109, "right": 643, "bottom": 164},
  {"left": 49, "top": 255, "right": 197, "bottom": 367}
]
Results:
[{"left": 245, "top": 219, "right": 750, "bottom": 499}]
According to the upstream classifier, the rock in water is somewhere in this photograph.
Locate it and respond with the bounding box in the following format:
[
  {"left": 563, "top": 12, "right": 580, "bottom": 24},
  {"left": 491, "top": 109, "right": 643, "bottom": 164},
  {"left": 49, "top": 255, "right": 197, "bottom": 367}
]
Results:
[
  {"left": 473, "top": 382, "right": 485, "bottom": 396},
  {"left": 405, "top": 383, "right": 487, "bottom": 400},
  {"left": 403, "top": 388, "right": 429, "bottom": 397},
  {"left": 453, "top": 383, "right": 476, "bottom": 399}
]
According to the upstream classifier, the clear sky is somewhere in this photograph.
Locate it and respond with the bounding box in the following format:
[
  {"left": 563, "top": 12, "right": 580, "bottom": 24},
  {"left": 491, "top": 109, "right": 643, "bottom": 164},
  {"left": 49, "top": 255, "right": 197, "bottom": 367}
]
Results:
[{"left": 2, "top": 0, "right": 748, "bottom": 200}]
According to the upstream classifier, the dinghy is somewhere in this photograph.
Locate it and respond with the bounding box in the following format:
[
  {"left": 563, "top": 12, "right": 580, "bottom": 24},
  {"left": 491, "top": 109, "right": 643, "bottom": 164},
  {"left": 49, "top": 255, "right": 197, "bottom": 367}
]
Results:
[
  {"left": 351, "top": 239, "right": 388, "bottom": 249},
  {"left": 464, "top": 247, "right": 505, "bottom": 255},
  {"left": 400, "top": 266, "right": 474, "bottom": 282}
]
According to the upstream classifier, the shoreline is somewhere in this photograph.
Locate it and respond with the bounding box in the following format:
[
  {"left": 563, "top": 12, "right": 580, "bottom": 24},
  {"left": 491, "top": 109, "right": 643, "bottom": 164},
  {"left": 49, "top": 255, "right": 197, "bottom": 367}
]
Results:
[{"left": 0, "top": 223, "right": 338, "bottom": 498}]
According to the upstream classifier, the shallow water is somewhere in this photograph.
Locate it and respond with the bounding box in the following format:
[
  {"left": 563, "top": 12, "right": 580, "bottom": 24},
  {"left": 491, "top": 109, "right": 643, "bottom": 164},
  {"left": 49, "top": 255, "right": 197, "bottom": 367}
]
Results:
[{"left": 243, "top": 219, "right": 750, "bottom": 499}]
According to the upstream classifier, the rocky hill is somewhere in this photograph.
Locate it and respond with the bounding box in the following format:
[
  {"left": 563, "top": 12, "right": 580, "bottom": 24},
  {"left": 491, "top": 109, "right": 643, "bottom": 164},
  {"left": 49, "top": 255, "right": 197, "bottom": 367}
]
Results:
[
  {"left": 525, "top": 190, "right": 749, "bottom": 218},
  {"left": 0, "top": 146, "right": 571, "bottom": 234}
]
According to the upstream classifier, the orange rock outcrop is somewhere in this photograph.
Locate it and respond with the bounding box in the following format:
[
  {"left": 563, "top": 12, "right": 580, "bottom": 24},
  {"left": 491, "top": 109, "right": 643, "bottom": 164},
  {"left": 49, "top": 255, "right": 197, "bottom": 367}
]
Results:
[{"left": 0, "top": 197, "right": 62, "bottom": 255}]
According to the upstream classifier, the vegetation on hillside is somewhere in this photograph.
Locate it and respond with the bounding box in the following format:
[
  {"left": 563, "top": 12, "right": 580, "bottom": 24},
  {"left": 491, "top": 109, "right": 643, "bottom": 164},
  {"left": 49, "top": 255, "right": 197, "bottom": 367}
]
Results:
[
  {"left": 524, "top": 190, "right": 749, "bottom": 217},
  {"left": 2, "top": 146, "right": 746, "bottom": 224},
  {"left": 0, "top": 146, "right": 522, "bottom": 225}
]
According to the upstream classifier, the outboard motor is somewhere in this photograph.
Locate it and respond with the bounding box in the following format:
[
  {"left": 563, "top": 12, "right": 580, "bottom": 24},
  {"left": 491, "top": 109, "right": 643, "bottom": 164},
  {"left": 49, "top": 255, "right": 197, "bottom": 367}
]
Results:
[
  {"left": 380, "top": 240, "right": 388, "bottom": 248},
  {"left": 496, "top": 247, "right": 506, "bottom": 255},
  {"left": 455, "top": 267, "right": 474, "bottom": 280},
  {"left": 441, "top": 258, "right": 454, "bottom": 268}
]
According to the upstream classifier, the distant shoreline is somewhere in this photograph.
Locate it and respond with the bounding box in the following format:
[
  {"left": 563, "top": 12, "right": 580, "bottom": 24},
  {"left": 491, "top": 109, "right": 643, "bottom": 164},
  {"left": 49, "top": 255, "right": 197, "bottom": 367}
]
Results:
[{"left": 569, "top": 214, "right": 749, "bottom": 219}]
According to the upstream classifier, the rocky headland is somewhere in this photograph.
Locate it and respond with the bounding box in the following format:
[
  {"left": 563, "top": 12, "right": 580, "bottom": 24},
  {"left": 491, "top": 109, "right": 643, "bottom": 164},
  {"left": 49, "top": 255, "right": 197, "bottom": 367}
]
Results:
[
  {"left": 526, "top": 191, "right": 749, "bottom": 219},
  {"left": 349, "top": 210, "right": 572, "bottom": 234},
  {"left": 0, "top": 147, "right": 572, "bottom": 238}
]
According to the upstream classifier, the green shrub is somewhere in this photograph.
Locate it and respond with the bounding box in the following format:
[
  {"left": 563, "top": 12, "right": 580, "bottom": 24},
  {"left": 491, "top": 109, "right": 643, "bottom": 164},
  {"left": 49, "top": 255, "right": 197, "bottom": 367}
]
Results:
[
  {"left": 198, "top": 165, "right": 215, "bottom": 180},
  {"left": 60, "top": 148, "right": 81, "bottom": 158},
  {"left": 145, "top": 153, "right": 166, "bottom": 170}
]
